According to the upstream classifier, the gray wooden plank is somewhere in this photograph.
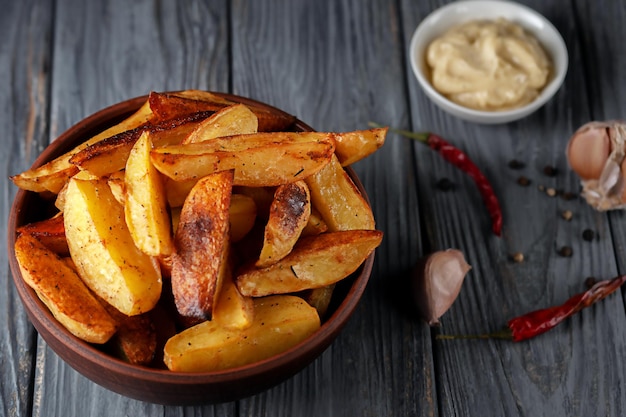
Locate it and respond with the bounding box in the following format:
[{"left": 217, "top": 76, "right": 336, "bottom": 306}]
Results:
[
  {"left": 400, "top": 0, "right": 626, "bottom": 416},
  {"left": 1, "top": 1, "right": 54, "bottom": 416},
  {"left": 32, "top": 0, "right": 234, "bottom": 415},
  {"left": 231, "top": 0, "right": 433, "bottom": 416}
]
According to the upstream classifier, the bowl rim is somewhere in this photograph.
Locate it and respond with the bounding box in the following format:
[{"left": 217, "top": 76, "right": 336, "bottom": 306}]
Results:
[
  {"left": 7, "top": 92, "right": 376, "bottom": 403},
  {"left": 409, "top": 0, "right": 569, "bottom": 124}
]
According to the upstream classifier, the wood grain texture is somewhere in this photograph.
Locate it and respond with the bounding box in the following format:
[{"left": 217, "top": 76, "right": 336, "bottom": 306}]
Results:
[
  {"left": 400, "top": 1, "right": 626, "bottom": 416},
  {"left": 1, "top": 1, "right": 53, "bottom": 416}
]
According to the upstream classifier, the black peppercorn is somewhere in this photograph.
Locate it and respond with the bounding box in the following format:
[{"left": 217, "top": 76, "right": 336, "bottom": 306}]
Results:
[
  {"left": 582, "top": 229, "right": 595, "bottom": 241},
  {"left": 543, "top": 165, "right": 558, "bottom": 176},
  {"left": 558, "top": 246, "right": 573, "bottom": 257},
  {"left": 517, "top": 176, "right": 531, "bottom": 186},
  {"left": 508, "top": 159, "right": 525, "bottom": 169},
  {"left": 436, "top": 178, "right": 454, "bottom": 191}
]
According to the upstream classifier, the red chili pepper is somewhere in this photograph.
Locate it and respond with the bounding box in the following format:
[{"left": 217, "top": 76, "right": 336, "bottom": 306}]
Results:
[
  {"left": 437, "top": 275, "right": 626, "bottom": 342},
  {"left": 370, "top": 123, "right": 502, "bottom": 236}
]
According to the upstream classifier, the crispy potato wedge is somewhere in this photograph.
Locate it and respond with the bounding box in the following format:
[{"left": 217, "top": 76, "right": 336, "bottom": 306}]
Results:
[
  {"left": 17, "top": 212, "right": 69, "bottom": 256},
  {"left": 333, "top": 128, "right": 387, "bottom": 166},
  {"left": 171, "top": 170, "right": 233, "bottom": 320},
  {"left": 236, "top": 230, "right": 383, "bottom": 297},
  {"left": 64, "top": 176, "right": 162, "bottom": 315},
  {"left": 229, "top": 194, "right": 257, "bottom": 243},
  {"left": 163, "top": 295, "right": 320, "bottom": 372},
  {"left": 14, "top": 234, "right": 117, "bottom": 343},
  {"left": 107, "top": 170, "right": 126, "bottom": 206},
  {"left": 257, "top": 181, "right": 310, "bottom": 267},
  {"left": 212, "top": 267, "right": 254, "bottom": 330},
  {"left": 302, "top": 284, "right": 336, "bottom": 319},
  {"left": 70, "top": 111, "right": 211, "bottom": 177},
  {"left": 183, "top": 103, "right": 258, "bottom": 144},
  {"left": 11, "top": 99, "right": 154, "bottom": 193},
  {"left": 301, "top": 208, "right": 328, "bottom": 237},
  {"left": 306, "top": 154, "right": 375, "bottom": 231},
  {"left": 125, "top": 131, "right": 174, "bottom": 257},
  {"left": 233, "top": 186, "right": 275, "bottom": 220},
  {"left": 151, "top": 132, "right": 335, "bottom": 186},
  {"left": 151, "top": 91, "right": 296, "bottom": 132},
  {"left": 103, "top": 304, "right": 158, "bottom": 366}
]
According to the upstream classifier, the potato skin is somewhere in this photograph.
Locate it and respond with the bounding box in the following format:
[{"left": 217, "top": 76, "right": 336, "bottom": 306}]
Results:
[
  {"left": 64, "top": 176, "right": 162, "bottom": 316},
  {"left": 14, "top": 234, "right": 117, "bottom": 344},
  {"left": 163, "top": 295, "right": 320, "bottom": 372},
  {"left": 171, "top": 170, "right": 234, "bottom": 320}
]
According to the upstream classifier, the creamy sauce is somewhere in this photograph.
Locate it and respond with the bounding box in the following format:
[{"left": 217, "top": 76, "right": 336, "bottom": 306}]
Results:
[{"left": 425, "top": 18, "right": 552, "bottom": 111}]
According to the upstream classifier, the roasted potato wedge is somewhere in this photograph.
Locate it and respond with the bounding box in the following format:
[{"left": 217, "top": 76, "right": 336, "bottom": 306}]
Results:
[
  {"left": 333, "top": 128, "right": 387, "bottom": 166},
  {"left": 150, "top": 132, "right": 335, "bottom": 186},
  {"left": 236, "top": 230, "right": 383, "bottom": 297},
  {"left": 301, "top": 208, "right": 328, "bottom": 237},
  {"left": 306, "top": 154, "right": 375, "bottom": 231},
  {"left": 70, "top": 111, "right": 211, "bottom": 177},
  {"left": 11, "top": 98, "right": 154, "bottom": 193},
  {"left": 163, "top": 295, "right": 320, "bottom": 372},
  {"left": 171, "top": 170, "right": 233, "bottom": 320},
  {"left": 125, "top": 131, "right": 174, "bottom": 257},
  {"left": 257, "top": 181, "right": 311, "bottom": 267},
  {"left": 212, "top": 269, "right": 254, "bottom": 330},
  {"left": 64, "top": 175, "right": 162, "bottom": 315},
  {"left": 103, "top": 304, "right": 158, "bottom": 366},
  {"left": 17, "top": 212, "right": 69, "bottom": 256},
  {"left": 151, "top": 90, "right": 296, "bottom": 132},
  {"left": 14, "top": 234, "right": 117, "bottom": 343},
  {"left": 106, "top": 170, "right": 126, "bottom": 206},
  {"left": 229, "top": 194, "right": 257, "bottom": 243},
  {"left": 302, "top": 284, "right": 336, "bottom": 319},
  {"left": 183, "top": 103, "right": 258, "bottom": 144}
]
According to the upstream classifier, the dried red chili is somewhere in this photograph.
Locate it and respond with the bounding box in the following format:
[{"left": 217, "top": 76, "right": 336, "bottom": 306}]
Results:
[
  {"left": 371, "top": 124, "right": 502, "bottom": 236},
  {"left": 437, "top": 275, "right": 626, "bottom": 342}
]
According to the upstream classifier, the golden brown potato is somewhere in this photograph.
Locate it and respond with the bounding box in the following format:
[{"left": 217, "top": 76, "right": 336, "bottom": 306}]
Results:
[
  {"left": 69, "top": 111, "right": 211, "bottom": 177},
  {"left": 163, "top": 295, "right": 320, "bottom": 372},
  {"left": 106, "top": 170, "right": 127, "bottom": 206},
  {"left": 212, "top": 268, "right": 254, "bottom": 330},
  {"left": 257, "top": 181, "right": 311, "bottom": 267},
  {"left": 125, "top": 131, "right": 174, "bottom": 257},
  {"left": 302, "top": 284, "right": 336, "bottom": 319},
  {"left": 11, "top": 99, "right": 154, "bottom": 194},
  {"left": 16, "top": 212, "right": 69, "bottom": 256},
  {"left": 236, "top": 230, "right": 383, "bottom": 297},
  {"left": 183, "top": 103, "right": 258, "bottom": 144},
  {"left": 14, "top": 234, "right": 117, "bottom": 344},
  {"left": 333, "top": 128, "right": 387, "bottom": 166},
  {"left": 229, "top": 194, "right": 257, "bottom": 243},
  {"left": 64, "top": 175, "right": 162, "bottom": 316},
  {"left": 150, "top": 132, "right": 335, "bottom": 186},
  {"left": 152, "top": 90, "right": 296, "bottom": 132},
  {"left": 233, "top": 186, "right": 275, "bottom": 220},
  {"left": 306, "top": 154, "right": 375, "bottom": 231},
  {"left": 103, "top": 304, "right": 157, "bottom": 366},
  {"left": 171, "top": 170, "right": 233, "bottom": 320},
  {"left": 301, "top": 208, "right": 328, "bottom": 237}
]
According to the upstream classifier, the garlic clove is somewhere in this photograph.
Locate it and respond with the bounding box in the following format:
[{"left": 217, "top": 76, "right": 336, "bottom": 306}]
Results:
[
  {"left": 566, "top": 124, "right": 610, "bottom": 180},
  {"left": 412, "top": 249, "right": 471, "bottom": 326}
]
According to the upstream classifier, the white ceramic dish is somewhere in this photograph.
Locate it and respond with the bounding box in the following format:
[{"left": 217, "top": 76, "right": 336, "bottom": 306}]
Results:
[{"left": 409, "top": 0, "right": 568, "bottom": 124}]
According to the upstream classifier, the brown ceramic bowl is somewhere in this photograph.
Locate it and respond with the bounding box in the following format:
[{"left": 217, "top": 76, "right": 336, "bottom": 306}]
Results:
[{"left": 7, "top": 92, "right": 375, "bottom": 405}]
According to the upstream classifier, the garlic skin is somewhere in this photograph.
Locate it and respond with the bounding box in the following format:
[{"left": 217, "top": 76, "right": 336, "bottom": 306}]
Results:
[
  {"left": 567, "top": 121, "right": 626, "bottom": 210},
  {"left": 412, "top": 249, "right": 471, "bottom": 326}
]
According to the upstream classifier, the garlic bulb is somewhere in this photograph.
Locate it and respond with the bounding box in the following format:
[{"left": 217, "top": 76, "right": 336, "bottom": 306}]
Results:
[
  {"left": 567, "top": 121, "right": 626, "bottom": 210},
  {"left": 412, "top": 249, "right": 471, "bottom": 326}
]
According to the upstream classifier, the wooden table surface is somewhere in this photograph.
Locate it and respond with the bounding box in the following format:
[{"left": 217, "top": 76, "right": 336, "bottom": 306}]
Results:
[{"left": 3, "top": 0, "right": 626, "bottom": 415}]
